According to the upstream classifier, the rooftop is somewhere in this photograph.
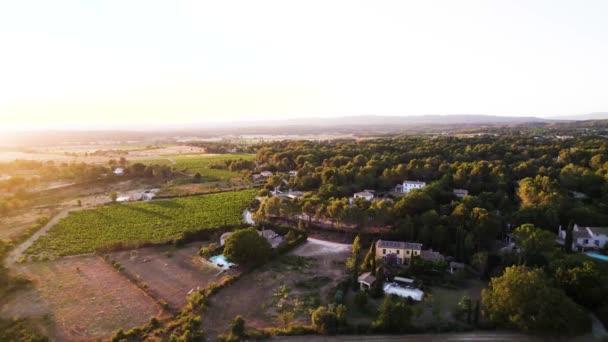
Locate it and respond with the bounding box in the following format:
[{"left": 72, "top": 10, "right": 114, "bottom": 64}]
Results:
[
  {"left": 403, "top": 180, "right": 426, "bottom": 185},
  {"left": 588, "top": 227, "right": 608, "bottom": 236},
  {"left": 358, "top": 272, "right": 376, "bottom": 285},
  {"left": 376, "top": 240, "right": 422, "bottom": 250}
]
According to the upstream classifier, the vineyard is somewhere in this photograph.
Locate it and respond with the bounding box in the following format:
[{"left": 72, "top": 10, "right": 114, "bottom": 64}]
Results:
[{"left": 25, "top": 189, "right": 255, "bottom": 258}]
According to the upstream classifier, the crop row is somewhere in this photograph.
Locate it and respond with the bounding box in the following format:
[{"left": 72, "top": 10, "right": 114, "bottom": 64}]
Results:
[{"left": 25, "top": 189, "right": 256, "bottom": 257}]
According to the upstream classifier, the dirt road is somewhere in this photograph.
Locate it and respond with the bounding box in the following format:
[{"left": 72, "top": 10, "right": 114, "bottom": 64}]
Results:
[{"left": 5, "top": 208, "right": 73, "bottom": 267}]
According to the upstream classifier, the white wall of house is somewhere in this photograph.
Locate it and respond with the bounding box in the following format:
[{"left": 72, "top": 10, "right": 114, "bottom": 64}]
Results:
[{"left": 401, "top": 181, "right": 426, "bottom": 194}]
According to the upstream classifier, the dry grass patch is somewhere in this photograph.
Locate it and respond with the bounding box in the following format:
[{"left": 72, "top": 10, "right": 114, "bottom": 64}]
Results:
[{"left": 13, "top": 255, "right": 162, "bottom": 341}]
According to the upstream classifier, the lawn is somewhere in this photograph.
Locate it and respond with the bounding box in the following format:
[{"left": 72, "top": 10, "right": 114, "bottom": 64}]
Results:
[{"left": 25, "top": 189, "right": 256, "bottom": 258}]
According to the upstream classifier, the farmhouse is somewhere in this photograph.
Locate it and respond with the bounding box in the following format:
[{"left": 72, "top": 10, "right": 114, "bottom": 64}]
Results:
[
  {"left": 557, "top": 224, "right": 608, "bottom": 251},
  {"left": 357, "top": 272, "right": 376, "bottom": 290},
  {"left": 395, "top": 180, "right": 426, "bottom": 194},
  {"left": 376, "top": 240, "right": 422, "bottom": 264}
]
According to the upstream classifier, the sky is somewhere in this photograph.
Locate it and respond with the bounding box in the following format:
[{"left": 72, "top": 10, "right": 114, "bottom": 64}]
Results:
[{"left": 1, "top": 0, "right": 608, "bottom": 129}]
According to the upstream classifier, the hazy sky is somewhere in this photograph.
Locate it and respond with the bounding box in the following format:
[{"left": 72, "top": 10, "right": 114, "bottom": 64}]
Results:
[{"left": 1, "top": 1, "right": 607, "bottom": 129}]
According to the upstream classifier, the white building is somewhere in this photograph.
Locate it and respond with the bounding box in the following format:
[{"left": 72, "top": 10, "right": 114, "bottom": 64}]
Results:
[
  {"left": 113, "top": 168, "right": 125, "bottom": 176},
  {"left": 348, "top": 190, "right": 374, "bottom": 204},
  {"left": 453, "top": 189, "right": 468, "bottom": 198},
  {"left": 260, "top": 171, "right": 273, "bottom": 177},
  {"left": 289, "top": 170, "right": 298, "bottom": 178},
  {"left": 396, "top": 180, "right": 426, "bottom": 194},
  {"left": 557, "top": 224, "right": 608, "bottom": 251}
]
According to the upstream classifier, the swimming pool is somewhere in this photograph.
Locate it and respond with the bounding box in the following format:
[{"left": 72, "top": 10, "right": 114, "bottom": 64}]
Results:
[
  {"left": 209, "top": 254, "right": 236, "bottom": 268},
  {"left": 585, "top": 252, "right": 608, "bottom": 262}
]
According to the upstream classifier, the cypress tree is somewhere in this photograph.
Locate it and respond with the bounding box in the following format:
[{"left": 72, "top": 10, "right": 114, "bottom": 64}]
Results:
[{"left": 564, "top": 221, "right": 573, "bottom": 253}]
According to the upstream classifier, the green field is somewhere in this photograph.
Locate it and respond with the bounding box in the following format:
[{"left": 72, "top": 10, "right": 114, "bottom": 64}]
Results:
[
  {"left": 141, "top": 154, "right": 254, "bottom": 181},
  {"left": 25, "top": 189, "right": 255, "bottom": 257}
]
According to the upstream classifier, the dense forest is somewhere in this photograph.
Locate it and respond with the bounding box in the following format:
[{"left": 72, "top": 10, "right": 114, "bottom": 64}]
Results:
[{"left": 251, "top": 135, "right": 608, "bottom": 262}]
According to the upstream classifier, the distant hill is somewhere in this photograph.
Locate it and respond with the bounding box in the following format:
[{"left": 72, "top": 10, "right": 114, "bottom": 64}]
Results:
[{"left": 547, "top": 112, "right": 608, "bottom": 121}]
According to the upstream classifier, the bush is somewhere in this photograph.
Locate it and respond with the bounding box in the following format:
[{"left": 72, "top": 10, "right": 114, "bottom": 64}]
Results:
[
  {"left": 311, "top": 306, "right": 339, "bottom": 334},
  {"left": 354, "top": 291, "right": 368, "bottom": 309}
]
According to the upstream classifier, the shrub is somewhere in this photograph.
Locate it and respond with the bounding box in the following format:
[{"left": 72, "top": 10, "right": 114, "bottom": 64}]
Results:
[{"left": 354, "top": 291, "right": 368, "bottom": 309}]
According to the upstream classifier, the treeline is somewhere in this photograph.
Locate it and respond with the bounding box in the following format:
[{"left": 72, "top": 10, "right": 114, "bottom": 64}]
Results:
[{"left": 187, "top": 141, "right": 255, "bottom": 154}]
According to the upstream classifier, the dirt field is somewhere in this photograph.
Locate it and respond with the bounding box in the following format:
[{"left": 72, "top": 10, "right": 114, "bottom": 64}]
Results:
[
  {"left": 0, "top": 145, "right": 208, "bottom": 163},
  {"left": 109, "top": 244, "right": 229, "bottom": 309},
  {"left": 200, "top": 239, "right": 350, "bottom": 339},
  {"left": 6, "top": 255, "right": 162, "bottom": 341},
  {"left": 0, "top": 207, "right": 56, "bottom": 240}
]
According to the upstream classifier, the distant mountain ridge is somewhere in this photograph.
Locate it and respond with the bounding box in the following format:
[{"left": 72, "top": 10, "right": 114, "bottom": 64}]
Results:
[{"left": 225, "top": 114, "right": 554, "bottom": 128}]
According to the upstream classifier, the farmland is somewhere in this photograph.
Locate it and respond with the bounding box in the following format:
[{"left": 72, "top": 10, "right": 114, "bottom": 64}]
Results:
[
  {"left": 6, "top": 255, "right": 162, "bottom": 341},
  {"left": 25, "top": 189, "right": 256, "bottom": 258},
  {"left": 109, "top": 243, "right": 231, "bottom": 308}
]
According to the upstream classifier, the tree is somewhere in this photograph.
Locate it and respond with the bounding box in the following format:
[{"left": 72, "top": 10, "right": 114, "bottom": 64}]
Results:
[
  {"left": 517, "top": 175, "right": 561, "bottom": 208},
  {"left": 551, "top": 256, "right": 607, "bottom": 309},
  {"left": 311, "top": 306, "right": 338, "bottom": 334},
  {"left": 223, "top": 228, "right": 271, "bottom": 265},
  {"left": 564, "top": 221, "right": 573, "bottom": 253},
  {"left": 109, "top": 191, "right": 117, "bottom": 203},
  {"left": 513, "top": 224, "right": 555, "bottom": 264},
  {"left": 230, "top": 315, "right": 245, "bottom": 338},
  {"left": 362, "top": 240, "right": 375, "bottom": 272},
  {"left": 193, "top": 172, "right": 202, "bottom": 183},
  {"left": 348, "top": 235, "right": 362, "bottom": 290},
  {"left": 277, "top": 311, "right": 294, "bottom": 330},
  {"left": 372, "top": 295, "right": 415, "bottom": 333},
  {"left": 482, "top": 265, "right": 590, "bottom": 335}
]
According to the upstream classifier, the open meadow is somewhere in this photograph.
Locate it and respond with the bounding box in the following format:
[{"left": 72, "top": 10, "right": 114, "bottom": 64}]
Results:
[
  {"left": 141, "top": 153, "right": 255, "bottom": 181},
  {"left": 4, "top": 255, "right": 162, "bottom": 341},
  {"left": 24, "top": 189, "right": 256, "bottom": 258}
]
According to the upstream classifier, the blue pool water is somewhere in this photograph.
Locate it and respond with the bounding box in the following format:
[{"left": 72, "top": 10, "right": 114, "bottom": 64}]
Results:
[
  {"left": 209, "top": 254, "right": 234, "bottom": 267},
  {"left": 586, "top": 252, "right": 608, "bottom": 262}
]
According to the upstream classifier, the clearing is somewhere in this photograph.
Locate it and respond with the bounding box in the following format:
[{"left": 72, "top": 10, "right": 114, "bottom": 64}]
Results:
[
  {"left": 108, "top": 243, "right": 232, "bottom": 309},
  {"left": 200, "top": 239, "right": 350, "bottom": 339},
  {"left": 4, "top": 255, "right": 162, "bottom": 341}
]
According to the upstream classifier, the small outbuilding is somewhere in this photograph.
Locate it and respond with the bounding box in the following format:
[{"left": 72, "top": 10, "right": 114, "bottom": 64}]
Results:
[{"left": 358, "top": 272, "right": 376, "bottom": 290}]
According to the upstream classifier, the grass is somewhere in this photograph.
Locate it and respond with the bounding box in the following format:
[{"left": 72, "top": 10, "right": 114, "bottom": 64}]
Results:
[
  {"left": 173, "top": 154, "right": 254, "bottom": 181},
  {"left": 140, "top": 154, "right": 255, "bottom": 182},
  {"left": 25, "top": 189, "right": 256, "bottom": 257}
]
